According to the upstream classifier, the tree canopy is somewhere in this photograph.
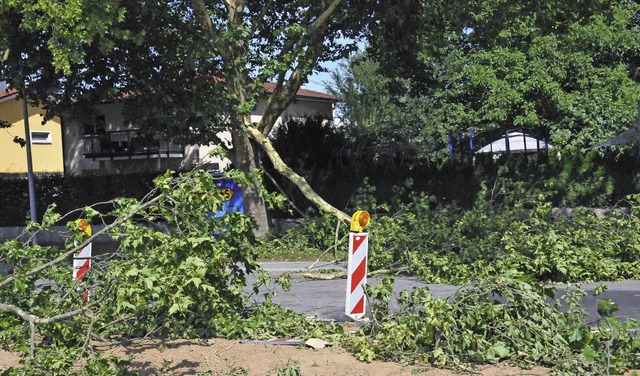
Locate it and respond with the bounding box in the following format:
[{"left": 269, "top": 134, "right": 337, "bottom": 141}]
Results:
[
  {"left": 1, "top": 0, "right": 373, "bottom": 225},
  {"left": 5, "top": 0, "right": 640, "bottom": 224},
  {"left": 348, "top": 0, "right": 640, "bottom": 153}
]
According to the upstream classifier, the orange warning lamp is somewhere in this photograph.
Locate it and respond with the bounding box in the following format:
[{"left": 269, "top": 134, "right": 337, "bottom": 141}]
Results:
[
  {"left": 350, "top": 210, "right": 370, "bottom": 232},
  {"left": 75, "top": 219, "right": 92, "bottom": 237}
]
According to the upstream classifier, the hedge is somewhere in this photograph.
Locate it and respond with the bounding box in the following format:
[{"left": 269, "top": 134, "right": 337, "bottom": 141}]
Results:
[{"left": 0, "top": 172, "right": 159, "bottom": 226}]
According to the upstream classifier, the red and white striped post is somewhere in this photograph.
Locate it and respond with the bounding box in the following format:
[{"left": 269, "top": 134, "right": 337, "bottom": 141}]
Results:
[
  {"left": 345, "top": 210, "right": 370, "bottom": 320},
  {"left": 73, "top": 219, "right": 92, "bottom": 302}
]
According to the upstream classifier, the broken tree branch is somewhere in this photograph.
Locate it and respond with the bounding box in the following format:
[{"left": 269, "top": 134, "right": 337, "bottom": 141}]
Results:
[{"left": 245, "top": 125, "right": 350, "bottom": 224}]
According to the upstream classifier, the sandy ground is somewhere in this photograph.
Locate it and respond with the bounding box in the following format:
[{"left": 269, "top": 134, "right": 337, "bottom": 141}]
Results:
[{"left": 0, "top": 338, "right": 552, "bottom": 376}]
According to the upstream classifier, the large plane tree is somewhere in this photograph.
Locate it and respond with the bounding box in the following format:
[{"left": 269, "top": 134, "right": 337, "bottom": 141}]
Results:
[{"left": 0, "top": 0, "right": 375, "bottom": 228}]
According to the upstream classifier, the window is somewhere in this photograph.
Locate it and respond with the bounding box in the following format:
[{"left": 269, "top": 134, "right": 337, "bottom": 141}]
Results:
[
  {"left": 83, "top": 114, "right": 106, "bottom": 135},
  {"left": 31, "top": 131, "right": 52, "bottom": 144}
]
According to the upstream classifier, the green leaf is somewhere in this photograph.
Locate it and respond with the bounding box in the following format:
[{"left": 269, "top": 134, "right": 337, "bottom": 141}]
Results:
[
  {"left": 188, "top": 277, "right": 202, "bottom": 288},
  {"left": 168, "top": 303, "right": 180, "bottom": 315},
  {"left": 567, "top": 327, "right": 583, "bottom": 343},
  {"left": 490, "top": 341, "right": 510, "bottom": 359},
  {"left": 582, "top": 344, "right": 596, "bottom": 362},
  {"left": 125, "top": 268, "right": 139, "bottom": 277},
  {"left": 597, "top": 298, "right": 619, "bottom": 317}
]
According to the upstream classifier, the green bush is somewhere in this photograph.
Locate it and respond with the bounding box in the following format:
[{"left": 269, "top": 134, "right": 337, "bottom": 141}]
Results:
[
  {"left": 0, "top": 172, "right": 158, "bottom": 226},
  {"left": 264, "top": 168, "right": 640, "bottom": 284},
  {"left": 499, "top": 202, "right": 640, "bottom": 282},
  {"left": 264, "top": 114, "right": 640, "bottom": 214},
  {"left": 365, "top": 171, "right": 640, "bottom": 284}
]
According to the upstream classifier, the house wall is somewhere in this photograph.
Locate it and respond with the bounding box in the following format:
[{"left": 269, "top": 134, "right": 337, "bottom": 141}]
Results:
[
  {"left": 63, "top": 102, "right": 199, "bottom": 175},
  {"left": 0, "top": 96, "right": 64, "bottom": 174},
  {"left": 250, "top": 97, "right": 333, "bottom": 125},
  {"left": 197, "top": 97, "right": 334, "bottom": 169},
  {"left": 63, "top": 96, "right": 334, "bottom": 175}
]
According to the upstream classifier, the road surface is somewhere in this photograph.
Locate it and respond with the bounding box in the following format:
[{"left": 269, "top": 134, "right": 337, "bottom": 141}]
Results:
[{"left": 249, "top": 262, "right": 640, "bottom": 324}]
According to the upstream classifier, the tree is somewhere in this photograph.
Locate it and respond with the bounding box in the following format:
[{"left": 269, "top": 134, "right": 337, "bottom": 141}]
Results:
[
  {"left": 0, "top": 0, "right": 371, "bottom": 228},
  {"left": 329, "top": 55, "right": 448, "bottom": 165},
  {"left": 361, "top": 0, "right": 640, "bottom": 152}
]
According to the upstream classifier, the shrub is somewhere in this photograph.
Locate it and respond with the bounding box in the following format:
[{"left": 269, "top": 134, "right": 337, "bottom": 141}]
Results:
[{"left": 0, "top": 172, "right": 158, "bottom": 226}]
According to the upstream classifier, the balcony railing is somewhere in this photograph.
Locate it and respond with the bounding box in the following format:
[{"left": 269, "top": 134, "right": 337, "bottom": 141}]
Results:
[{"left": 83, "top": 129, "right": 184, "bottom": 159}]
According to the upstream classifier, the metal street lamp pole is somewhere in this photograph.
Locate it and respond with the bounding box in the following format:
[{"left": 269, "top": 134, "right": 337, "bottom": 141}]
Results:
[{"left": 21, "top": 82, "right": 38, "bottom": 245}]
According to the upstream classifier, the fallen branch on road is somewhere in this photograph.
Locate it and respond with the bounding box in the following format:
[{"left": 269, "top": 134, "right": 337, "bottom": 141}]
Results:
[{"left": 300, "top": 266, "right": 408, "bottom": 280}]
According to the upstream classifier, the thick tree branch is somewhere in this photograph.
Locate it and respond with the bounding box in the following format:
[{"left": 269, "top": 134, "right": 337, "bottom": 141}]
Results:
[
  {"left": 309, "top": 0, "right": 343, "bottom": 35},
  {"left": 245, "top": 125, "right": 350, "bottom": 224},
  {"left": 259, "top": 0, "right": 343, "bottom": 136},
  {"left": 194, "top": 0, "right": 257, "bottom": 98},
  {"left": 259, "top": 36, "right": 326, "bottom": 136},
  {"left": 221, "top": 0, "right": 257, "bottom": 112},
  {"left": 190, "top": 0, "right": 217, "bottom": 39},
  {"left": 0, "top": 303, "right": 88, "bottom": 325}
]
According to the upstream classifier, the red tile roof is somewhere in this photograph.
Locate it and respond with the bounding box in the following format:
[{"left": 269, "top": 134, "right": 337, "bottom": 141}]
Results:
[
  {"left": 263, "top": 82, "right": 336, "bottom": 101},
  {"left": 0, "top": 88, "right": 18, "bottom": 100},
  {"left": 0, "top": 82, "right": 335, "bottom": 102}
]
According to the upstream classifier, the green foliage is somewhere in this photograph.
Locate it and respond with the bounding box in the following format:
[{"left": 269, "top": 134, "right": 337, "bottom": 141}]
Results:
[
  {"left": 257, "top": 164, "right": 640, "bottom": 372},
  {"left": 542, "top": 150, "right": 616, "bottom": 207},
  {"left": 273, "top": 360, "right": 301, "bottom": 376},
  {"left": 499, "top": 202, "right": 640, "bottom": 282},
  {"left": 5, "top": 166, "right": 635, "bottom": 373},
  {"left": 1, "top": 0, "right": 369, "bottom": 146},
  {"left": 347, "top": 0, "right": 640, "bottom": 156},
  {"left": 2, "top": 0, "right": 373, "bottom": 238},
  {"left": 3, "top": 352, "right": 135, "bottom": 376},
  {"left": 256, "top": 211, "right": 347, "bottom": 261},
  {"left": 0, "top": 168, "right": 330, "bottom": 375},
  {"left": 265, "top": 163, "right": 640, "bottom": 285},
  {"left": 328, "top": 55, "right": 448, "bottom": 164},
  {"left": 366, "top": 165, "right": 640, "bottom": 283},
  {"left": 0, "top": 172, "right": 159, "bottom": 227},
  {"left": 346, "top": 276, "right": 640, "bottom": 374},
  {"left": 265, "top": 105, "right": 640, "bottom": 219}
]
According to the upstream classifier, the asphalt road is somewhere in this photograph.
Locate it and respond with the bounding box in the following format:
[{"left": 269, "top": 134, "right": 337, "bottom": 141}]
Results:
[{"left": 248, "top": 262, "right": 640, "bottom": 324}]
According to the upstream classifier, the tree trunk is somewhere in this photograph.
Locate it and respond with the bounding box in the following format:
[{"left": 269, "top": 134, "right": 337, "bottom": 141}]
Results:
[{"left": 230, "top": 128, "right": 270, "bottom": 236}]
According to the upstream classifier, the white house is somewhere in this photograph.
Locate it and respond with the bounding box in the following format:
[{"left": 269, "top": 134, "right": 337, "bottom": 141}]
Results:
[{"left": 61, "top": 84, "right": 336, "bottom": 175}]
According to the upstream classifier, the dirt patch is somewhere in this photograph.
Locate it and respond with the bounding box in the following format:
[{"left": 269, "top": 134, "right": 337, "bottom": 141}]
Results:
[
  {"left": 0, "top": 339, "right": 552, "bottom": 375},
  {"left": 0, "top": 349, "right": 20, "bottom": 371}
]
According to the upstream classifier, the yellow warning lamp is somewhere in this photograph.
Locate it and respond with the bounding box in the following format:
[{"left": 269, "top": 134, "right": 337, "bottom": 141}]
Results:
[
  {"left": 350, "top": 210, "right": 370, "bottom": 232},
  {"left": 75, "top": 219, "right": 92, "bottom": 237}
]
